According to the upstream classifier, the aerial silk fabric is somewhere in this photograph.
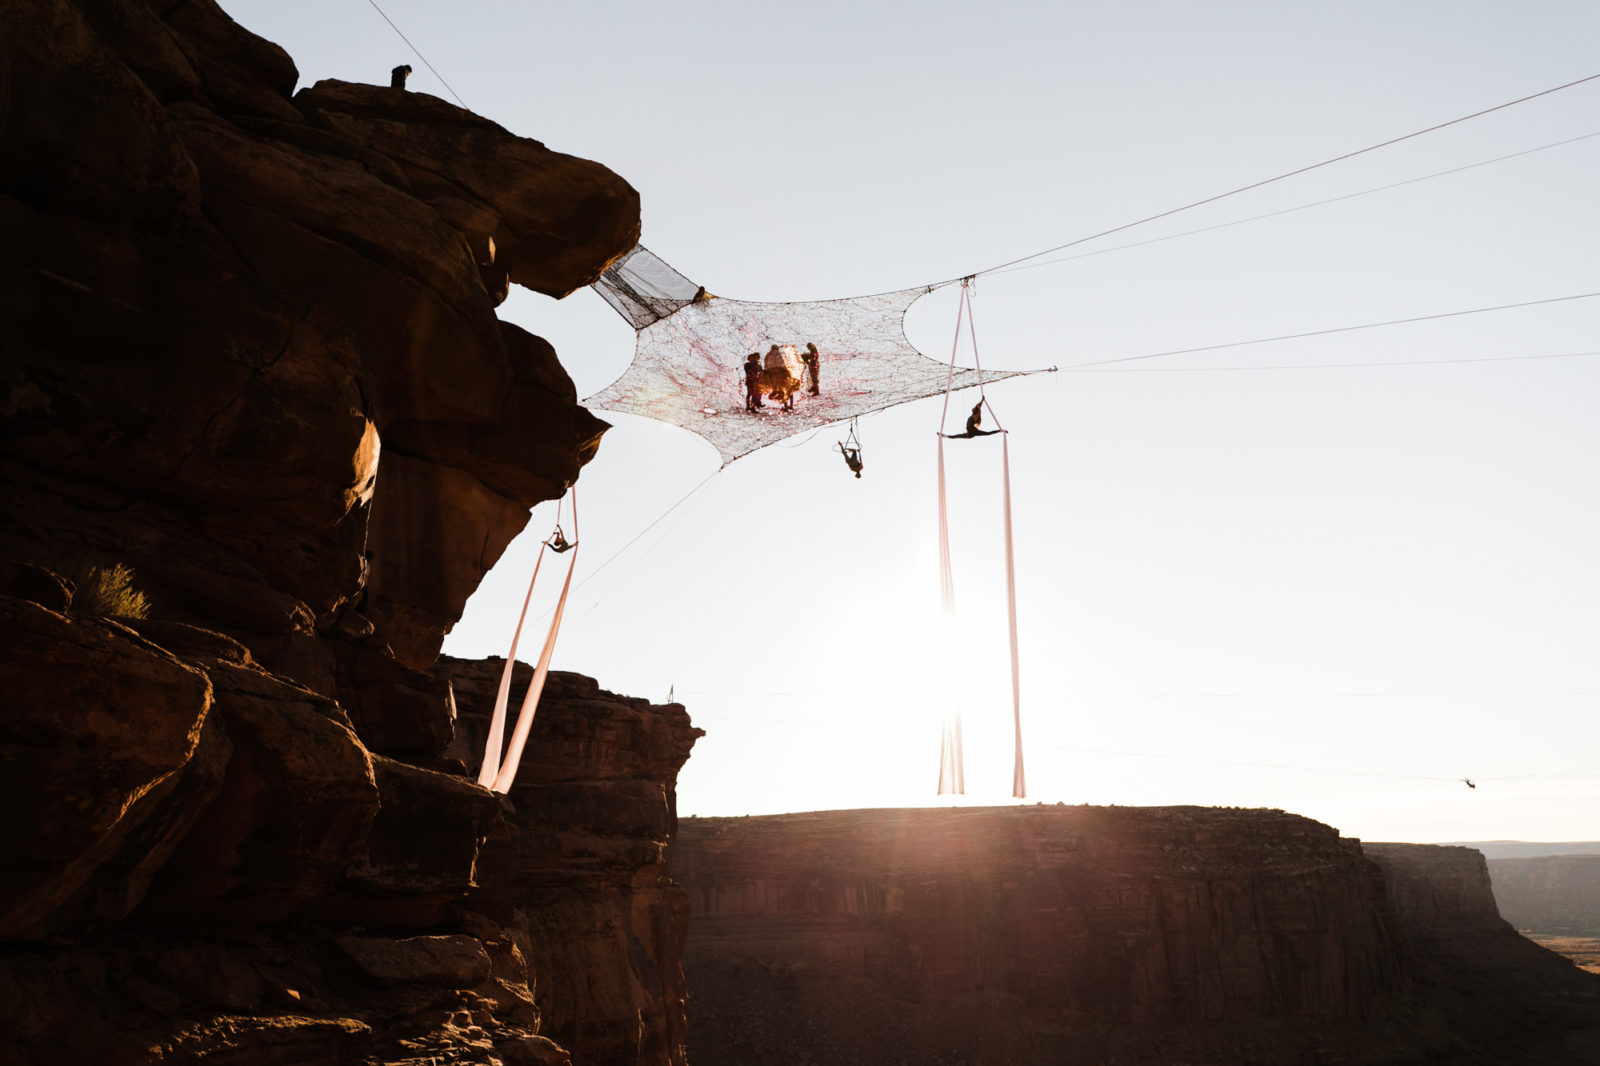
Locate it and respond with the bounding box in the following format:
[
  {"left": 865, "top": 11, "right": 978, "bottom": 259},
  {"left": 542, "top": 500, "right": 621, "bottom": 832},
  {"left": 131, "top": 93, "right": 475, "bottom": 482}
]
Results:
[
  {"left": 935, "top": 283, "right": 1026, "bottom": 798},
  {"left": 936, "top": 436, "right": 965, "bottom": 795},
  {"left": 1002, "top": 434, "right": 1025, "bottom": 798},
  {"left": 478, "top": 494, "right": 580, "bottom": 794}
]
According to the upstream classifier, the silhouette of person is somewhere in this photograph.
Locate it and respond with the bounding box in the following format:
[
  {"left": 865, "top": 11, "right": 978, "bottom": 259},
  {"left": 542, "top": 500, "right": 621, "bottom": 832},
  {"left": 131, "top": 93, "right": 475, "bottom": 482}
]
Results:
[
  {"left": 391, "top": 64, "right": 412, "bottom": 90},
  {"left": 838, "top": 442, "right": 863, "bottom": 478},
  {"left": 946, "top": 400, "right": 1000, "bottom": 438},
  {"left": 801, "top": 343, "right": 821, "bottom": 395},
  {"left": 547, "top": 527, "right": 574, "bottom": 553},
  {"left": 743, "top": 353, "right": 764, "bottom": 411}
]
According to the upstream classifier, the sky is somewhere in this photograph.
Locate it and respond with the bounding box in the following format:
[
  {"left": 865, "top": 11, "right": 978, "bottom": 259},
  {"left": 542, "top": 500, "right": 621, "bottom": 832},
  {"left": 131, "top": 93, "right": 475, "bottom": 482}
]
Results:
[{"left": 221, "top": 0, "right": 1600, "bottom": 843}]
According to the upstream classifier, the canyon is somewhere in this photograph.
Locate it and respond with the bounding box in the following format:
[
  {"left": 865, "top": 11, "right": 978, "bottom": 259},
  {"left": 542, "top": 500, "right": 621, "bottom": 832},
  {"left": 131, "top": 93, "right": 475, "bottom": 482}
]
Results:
[
  {"left": 674, "top": 811, "right": 1600, "bottom": 1065},
  {"left": 1490, "top": 855, "right": 1600, "bottom": 938}
]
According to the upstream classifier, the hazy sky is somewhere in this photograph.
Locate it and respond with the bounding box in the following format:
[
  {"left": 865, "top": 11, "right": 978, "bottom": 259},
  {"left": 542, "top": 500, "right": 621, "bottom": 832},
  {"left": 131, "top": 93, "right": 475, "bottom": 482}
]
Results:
[{"left": 222, "top": 1, "right": 1599, "bottom": 842}]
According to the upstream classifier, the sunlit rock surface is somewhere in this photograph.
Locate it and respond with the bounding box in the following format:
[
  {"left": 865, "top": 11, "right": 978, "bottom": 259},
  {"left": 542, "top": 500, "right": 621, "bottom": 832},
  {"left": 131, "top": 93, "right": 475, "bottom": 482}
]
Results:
[{"left": 675, "top": 809, "right": 1600, "bottom": 1065}]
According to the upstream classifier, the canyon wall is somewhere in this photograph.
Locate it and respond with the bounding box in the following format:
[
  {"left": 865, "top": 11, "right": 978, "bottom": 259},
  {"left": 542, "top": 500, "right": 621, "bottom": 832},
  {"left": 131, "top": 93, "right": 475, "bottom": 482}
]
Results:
[
  {"left": 0, "top": 1, "right": 700, "bottom": 1063},
  {"left": 675, "top": 810, "right": 1600, "bottom": 1065},
  {"left": 1488, "top": 855, "right": 1600, "bottom": 937},
  {"left": 438, "top": 658, "right": 704, "bottom": 1066}
]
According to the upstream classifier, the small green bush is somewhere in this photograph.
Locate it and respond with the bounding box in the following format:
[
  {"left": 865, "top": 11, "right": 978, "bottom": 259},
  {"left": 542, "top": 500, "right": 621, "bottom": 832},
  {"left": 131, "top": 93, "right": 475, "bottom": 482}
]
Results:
[{"left": 64, "top": 560, "right": 150, "bottom": 620}]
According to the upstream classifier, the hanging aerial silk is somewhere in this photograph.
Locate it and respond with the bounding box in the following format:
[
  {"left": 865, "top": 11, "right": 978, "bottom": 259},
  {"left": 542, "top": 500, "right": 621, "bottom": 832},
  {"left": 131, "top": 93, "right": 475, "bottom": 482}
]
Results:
[
  {"left": 477, "top": 489, "right": 581, "bottom": 794},
  {"left": 936, "top": 435, "right": 965, "bottom": 795},
  {"left": 935, "top": 281, "right": 1026, "bottom": 798}
]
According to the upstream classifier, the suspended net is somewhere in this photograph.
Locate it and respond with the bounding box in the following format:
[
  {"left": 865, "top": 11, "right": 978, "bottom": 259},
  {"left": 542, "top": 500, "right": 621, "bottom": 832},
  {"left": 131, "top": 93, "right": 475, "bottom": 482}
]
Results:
[{"left": 586, "top": 246, "right": 1036, "bottom": 466}]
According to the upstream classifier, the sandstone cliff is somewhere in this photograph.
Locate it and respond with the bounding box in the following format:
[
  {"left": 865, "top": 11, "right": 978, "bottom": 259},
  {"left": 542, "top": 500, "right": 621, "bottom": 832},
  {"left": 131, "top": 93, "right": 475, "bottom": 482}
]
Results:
[
  {"left": 1488, "top": 855, "right": 1600, "bottom": 937},
  {"left": 0, "top": 1, "right": 699, "bottom": 1063},
  {"left": 438, "top": 658, "right": 704, "bottom": 1066},
  {"left": 675, "top": 810, "right": 1600, "bottom": 1065}
]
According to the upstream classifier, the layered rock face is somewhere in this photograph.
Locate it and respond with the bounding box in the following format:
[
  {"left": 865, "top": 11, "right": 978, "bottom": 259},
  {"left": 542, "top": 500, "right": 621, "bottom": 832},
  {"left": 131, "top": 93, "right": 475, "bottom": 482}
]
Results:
[
  {"left": 0, "top": 1, "right": 697, "bottom": 1064},
  {"left": 1488, "top": 855, "right": 1600, "bottom": 937},
  {"left": 438, "top": 658, "right": 704, "bottom": 1066},
  {"left": 1364, "top": 844, "right": 1600, "bottom": 1063},
  {"left": 676, "top": 810, "right": 1600, "bottom": 1065},
  {"left": 1, "top": 0, "right": 634, "bottom": 685}
]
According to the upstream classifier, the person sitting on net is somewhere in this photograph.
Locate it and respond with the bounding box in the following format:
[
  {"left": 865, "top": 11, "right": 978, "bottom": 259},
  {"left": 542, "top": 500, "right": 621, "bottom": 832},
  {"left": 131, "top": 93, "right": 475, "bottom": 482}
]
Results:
[
  {"left": 838, "top": 443, "right": 864, "bottom": 478},
  {"left": 945, "top": 400, "right": 1001, "bottom": 438}
]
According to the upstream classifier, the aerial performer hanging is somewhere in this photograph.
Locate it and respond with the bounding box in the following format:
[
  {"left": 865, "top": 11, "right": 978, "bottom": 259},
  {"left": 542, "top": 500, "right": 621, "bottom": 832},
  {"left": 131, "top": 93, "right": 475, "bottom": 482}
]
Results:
[{"left": 478, "top": 492, "right": 580, "bottom": 794}]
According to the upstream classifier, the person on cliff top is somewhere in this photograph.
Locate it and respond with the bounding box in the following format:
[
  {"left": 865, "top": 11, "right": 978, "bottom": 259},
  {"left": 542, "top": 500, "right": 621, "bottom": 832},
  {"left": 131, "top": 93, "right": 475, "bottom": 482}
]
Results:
[
  {"left": 801, "top": 342, "right": 821, "bottom": 395},
  {"left": 743, "top": 353, "right": 764, "bottom": 412},
  {"left": 390, "top": 64, "right": 412, "bottom": 90}
]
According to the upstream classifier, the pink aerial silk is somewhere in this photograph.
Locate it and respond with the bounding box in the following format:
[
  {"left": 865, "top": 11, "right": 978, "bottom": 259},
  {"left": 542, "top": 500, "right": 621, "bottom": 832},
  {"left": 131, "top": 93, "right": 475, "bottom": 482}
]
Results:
[
  {"left": 478, "top": 490, "right": 580, "bottom": 794},
  {"left": 935, "top": 281, "right": 1026, "bottom": 798},
  {"left": 1002, "top": 434, "right": 1024, "bottom": 798},
  {"left": 937, "top": 435, "right": 964, "bottom": 795}
]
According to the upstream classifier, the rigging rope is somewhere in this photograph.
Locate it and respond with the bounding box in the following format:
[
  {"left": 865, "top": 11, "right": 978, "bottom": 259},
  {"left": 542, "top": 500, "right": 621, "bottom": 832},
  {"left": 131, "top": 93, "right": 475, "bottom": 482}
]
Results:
[
  {"left": 970, "top": 71, "right": 1600, "bottom": 279},
  {"left": 363, "top": 0, "right": 469, "bottom": 108},
  {"left": 988, "top": 129, "right": 1600, "bottom": 279},
  {"left": 1060, "top": 290, "right": 1600, "bottom": 371},
  {"left": 1071, "top": 349, "right": 1600, "bottom": 373}
]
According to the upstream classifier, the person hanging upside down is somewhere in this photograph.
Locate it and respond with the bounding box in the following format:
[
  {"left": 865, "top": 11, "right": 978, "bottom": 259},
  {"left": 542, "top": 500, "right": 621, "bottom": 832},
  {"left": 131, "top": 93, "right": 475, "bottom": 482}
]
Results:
[{"left": 838, "top": 442, "right": 863, "bottom": 478}]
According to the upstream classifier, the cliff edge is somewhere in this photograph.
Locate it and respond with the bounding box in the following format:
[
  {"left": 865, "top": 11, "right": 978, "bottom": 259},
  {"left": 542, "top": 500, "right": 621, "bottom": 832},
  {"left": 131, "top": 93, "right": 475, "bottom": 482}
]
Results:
[{"left": 675, "top": 810, "right": 1600, "bottom": 1065}]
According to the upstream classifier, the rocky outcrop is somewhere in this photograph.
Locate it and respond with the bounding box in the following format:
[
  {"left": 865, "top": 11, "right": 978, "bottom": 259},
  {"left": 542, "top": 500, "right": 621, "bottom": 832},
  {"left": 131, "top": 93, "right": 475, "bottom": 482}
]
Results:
[
  {"left": 0, "top": 1, "right": 681, "bottom": 1064},
  {"left": 1488, "top": 855, "right": 1600, "bottom": 937},
  {"left": 438, "top": 657, "right": 704, "bottom": 1066},
  {"left": 675, "top": 810, "right": 1600, "bottom": 1065},
  {"left": 1364, "top": 844, "right": 1600, "bottom": 1063},
  {"left": 1, "top": 0, "right": 635, "bottom": 682}
]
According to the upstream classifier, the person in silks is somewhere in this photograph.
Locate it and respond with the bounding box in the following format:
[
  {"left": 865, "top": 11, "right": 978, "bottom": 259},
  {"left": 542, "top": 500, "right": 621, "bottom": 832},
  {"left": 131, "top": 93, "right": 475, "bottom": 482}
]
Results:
[
  {"left": 935, "top": 278, "right": 1026, "bottom": 800},
  {"left": 836, "top": 418, "right": 864, "bottom": 478},
  {"left": 478, "top": 489, "right": 582, "bottom": 794},
  {"left": 944, "top": 399, "right": 1000, "bottom": 439}
]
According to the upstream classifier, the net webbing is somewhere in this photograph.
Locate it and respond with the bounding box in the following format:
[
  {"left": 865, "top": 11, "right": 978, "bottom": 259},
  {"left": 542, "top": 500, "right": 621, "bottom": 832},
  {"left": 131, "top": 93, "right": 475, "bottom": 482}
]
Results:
[
  {"left": 594, "top": 246, "right": 706, "bottom": 330},
  {"left": 586, "top": 246, "right": 1031, "bottom": 466}
]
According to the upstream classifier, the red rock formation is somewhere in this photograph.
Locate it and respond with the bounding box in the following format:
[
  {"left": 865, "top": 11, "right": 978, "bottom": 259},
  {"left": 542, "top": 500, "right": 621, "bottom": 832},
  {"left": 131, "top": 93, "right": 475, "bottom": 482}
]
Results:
[
  {"left": 675, "top": 810, "right": 1600, "bottom": 1065},
  {"left": 437, "top": 657, "right": 704, "bottom": 1066},
  {"left": 1364, "top": 844, "right": 1600, "bottom": 1063},
  {"left": 1488, "top": 855, "right": 1600, "bottom": 937},
  {"left": 1, "top": 0, "right": 632, "bottom": 682},
  {"left": 0, "top": 1, "right": 693, "bottom": 1064}
]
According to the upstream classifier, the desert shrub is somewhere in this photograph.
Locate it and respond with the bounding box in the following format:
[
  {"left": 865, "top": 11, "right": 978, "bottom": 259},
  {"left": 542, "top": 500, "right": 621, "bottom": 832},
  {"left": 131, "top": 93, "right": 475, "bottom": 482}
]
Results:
[{"left": 63, "top": 559, "right": 151, "bottom": 620}]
